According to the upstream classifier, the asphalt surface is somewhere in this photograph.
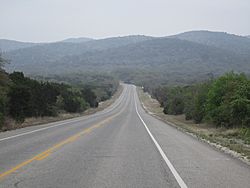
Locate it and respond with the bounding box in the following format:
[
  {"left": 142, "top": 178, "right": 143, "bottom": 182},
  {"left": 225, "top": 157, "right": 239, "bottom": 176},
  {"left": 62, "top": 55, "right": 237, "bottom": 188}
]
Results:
[{"left": 0, "top": 84, "right": 250, "bottom": 188}]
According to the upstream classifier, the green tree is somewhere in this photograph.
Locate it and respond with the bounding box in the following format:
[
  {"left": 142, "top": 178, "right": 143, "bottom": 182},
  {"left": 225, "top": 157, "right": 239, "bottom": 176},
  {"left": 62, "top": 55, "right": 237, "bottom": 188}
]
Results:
[
  {"left": 192, "top": 83, "right": 211, "bottom": 123},
  {"left": 62, "top": 88, "right": 88, "bottom": 113},
  {"left": 8, "top": 85, "right": 31, "bottom": 123},
  {"left": 163, "top": 87, "right": 184, "bottom": 115},
  {"left": 0, "top": 53, "right": 9, "bottom": 128},
  {"left": 81, "top": 87, "right": 98, "bottom": 108},
  {"left": 205, "top": 72, "right": 250, "bottom": 127}
]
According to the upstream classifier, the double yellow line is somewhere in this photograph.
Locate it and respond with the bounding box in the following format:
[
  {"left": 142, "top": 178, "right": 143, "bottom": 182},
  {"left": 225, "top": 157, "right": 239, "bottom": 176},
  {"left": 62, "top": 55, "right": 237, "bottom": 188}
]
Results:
[{"left": 0, "top": 113, "right": 117, "bottom": 180}]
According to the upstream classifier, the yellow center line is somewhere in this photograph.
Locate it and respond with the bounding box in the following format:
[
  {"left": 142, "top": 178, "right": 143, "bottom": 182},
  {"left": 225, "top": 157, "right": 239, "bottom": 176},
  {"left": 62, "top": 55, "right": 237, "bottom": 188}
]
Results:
[
  {"left": 0, "top": 113, "right": 118, "bottom": 180},
  {"left": 36, "top": 152, "right": 51, "bottom": 161}
]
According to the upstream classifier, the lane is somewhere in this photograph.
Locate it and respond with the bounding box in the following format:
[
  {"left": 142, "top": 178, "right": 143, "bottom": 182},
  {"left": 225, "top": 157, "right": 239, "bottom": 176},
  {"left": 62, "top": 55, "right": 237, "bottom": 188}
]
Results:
[
  {"left": 0, "top": 85, "right": 128, "bottom": 141},
  {"left": 1, "top": 84, "right": 180, "bottom": 188},
  {"left": 133, "top": 85, "right": 250, "bottom": 188},
  {"left": 1, "top": 83, "right": 250, "bottom": 188},
  {"left": 134, "top": 91, "right": 187, "bottom": 188},
  {"left": 0, "top": 85, "right": 129, "bottom": 173}
]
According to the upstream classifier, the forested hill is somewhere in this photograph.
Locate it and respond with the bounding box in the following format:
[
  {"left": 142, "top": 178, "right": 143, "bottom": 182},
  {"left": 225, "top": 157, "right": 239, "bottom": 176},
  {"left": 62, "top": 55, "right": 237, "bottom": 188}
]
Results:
[
  {"left": 4, "top": 35, "right": 153, "bottom": 73},
  {"left": 61, "top": 37, "right": 94, "bottom": 43},
  {"left": 0, "top": 39, "right": 38, "bottom": 52},
  {"left": 171, "top": 31, "right": 250, "bottom": 56},
  {"left": 0, "top": 38, "right": 93, "bottom": 52},
  {"left": 2, "top": 31, "right": 250, "bottom": 85}
]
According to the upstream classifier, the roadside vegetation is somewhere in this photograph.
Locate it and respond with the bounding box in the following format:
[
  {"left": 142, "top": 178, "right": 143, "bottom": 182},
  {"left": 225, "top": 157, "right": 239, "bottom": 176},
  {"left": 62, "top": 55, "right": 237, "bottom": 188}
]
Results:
[
  {"left": 139, "top": 72, "right": 250, "bottom": 160},
  {"left": 35, "top": 72, "right": 119, "bottom": 102},
  {"left": 148, "top": 72, "right": 250, "bottom": 128},
  {"left": 0, "top": 54, "right": 119, "bottom": 131}
]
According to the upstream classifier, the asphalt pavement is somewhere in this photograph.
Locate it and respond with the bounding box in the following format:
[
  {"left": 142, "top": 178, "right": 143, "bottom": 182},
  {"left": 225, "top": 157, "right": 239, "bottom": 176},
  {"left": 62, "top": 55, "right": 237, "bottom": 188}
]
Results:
[{"left": 0, "top": 84, "right": 250, "bottom": 188}]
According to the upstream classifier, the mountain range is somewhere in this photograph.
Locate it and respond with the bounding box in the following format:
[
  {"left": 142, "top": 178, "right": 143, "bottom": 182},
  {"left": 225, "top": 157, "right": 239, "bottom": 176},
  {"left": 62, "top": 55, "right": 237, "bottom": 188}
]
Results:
[{"left": 1, "top": 31, "right": 250, "bottom": 84}]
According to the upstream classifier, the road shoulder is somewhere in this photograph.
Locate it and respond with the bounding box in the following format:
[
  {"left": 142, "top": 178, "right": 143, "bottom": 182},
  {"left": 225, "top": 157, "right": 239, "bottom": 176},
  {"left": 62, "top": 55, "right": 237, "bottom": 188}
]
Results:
[{"left": 136, "top": 87, "right": 250, "bottom": 165}]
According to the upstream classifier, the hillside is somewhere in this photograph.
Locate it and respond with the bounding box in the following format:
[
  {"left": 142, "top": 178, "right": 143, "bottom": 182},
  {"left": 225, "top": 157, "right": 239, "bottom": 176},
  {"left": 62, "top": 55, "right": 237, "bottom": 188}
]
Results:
[
  {"left": 172, "top": 31, "right": 250, "bottom": 56},
  {"left": 0, "top": 37, "right": 95, "bottom": 52},
  {"left": 59, "top": 37, "right": 246, "bottom": 70},
  {"left": 0, "top": 39, "right": 38, "bottom": 52},
  {"left": 4, "top": 35, "right": 153, "bottom": 72},
  {"left": 51, "top": 38, "right": 249, "bottom": 81},
  {"left": 3, "top": 31, "right": 250, "bottom": 85},
  {"left": 61, "top": 37, "right": 94, "bottom": 43}
]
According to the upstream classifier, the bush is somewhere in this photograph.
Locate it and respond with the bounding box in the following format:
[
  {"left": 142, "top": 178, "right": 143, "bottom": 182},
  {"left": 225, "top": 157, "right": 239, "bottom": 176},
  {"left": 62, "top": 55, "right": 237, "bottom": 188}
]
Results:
[
  {"left": 239, "top": 127, "right": 250, "bottom": 144},
  {"left": 81, "top": 87, "right": 98, "bottom": 108},
  {"left": 8, "top": 85, "right": 31, "bottom": 123},
  {"left": 205, "top": 72, "right": 250, "bottom": 127},
  {"left": 153, "top": 72, "right": 249, "bottom": 128},
  {"left": 63, "top": 96, "right": 87, "bottom": 113},
  {"left": 163, "top": 87, "right": 185, "bottom": 115}
]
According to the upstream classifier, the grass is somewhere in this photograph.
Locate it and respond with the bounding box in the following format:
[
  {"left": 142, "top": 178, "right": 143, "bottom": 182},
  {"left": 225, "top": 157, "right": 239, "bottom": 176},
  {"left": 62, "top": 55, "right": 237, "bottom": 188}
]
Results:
[
  {"left": 137, "top": 87, "right": 250, "bottom": 162},
  {"left": 1, "top": 85, "right": 123, "bottom": 132}
]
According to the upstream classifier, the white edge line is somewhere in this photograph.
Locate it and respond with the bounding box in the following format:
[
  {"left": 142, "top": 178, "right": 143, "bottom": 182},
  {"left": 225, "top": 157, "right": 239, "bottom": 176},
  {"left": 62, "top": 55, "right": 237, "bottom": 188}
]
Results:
[
  {"left": 0, "top": 120, "right": 77, "bottom": 142},
  {"left": 0, "top": 85, "right": 128, "bottom": 142},
  {"left": 133, "top": 86, "right": 188, "bottom": 188}
]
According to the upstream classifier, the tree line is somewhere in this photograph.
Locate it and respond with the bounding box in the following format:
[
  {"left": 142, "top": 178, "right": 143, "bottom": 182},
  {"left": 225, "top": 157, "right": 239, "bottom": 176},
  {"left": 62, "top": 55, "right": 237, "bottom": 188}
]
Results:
[
  {"left": 0, "top": 55, "right": 119, "bottom": 129},
  {"left": 0, "top": 71, "right": 99, "bottom": 125},
  {"left": 146, "top": 72, "right": 250, "bottom": 128}
]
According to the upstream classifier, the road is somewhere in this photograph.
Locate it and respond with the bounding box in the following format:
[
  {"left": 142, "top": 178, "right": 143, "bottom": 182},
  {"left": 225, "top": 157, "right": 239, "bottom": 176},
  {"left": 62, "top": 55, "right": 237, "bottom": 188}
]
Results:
[{"left": 0, "top": 84, "right": 250, "bottom": 188}]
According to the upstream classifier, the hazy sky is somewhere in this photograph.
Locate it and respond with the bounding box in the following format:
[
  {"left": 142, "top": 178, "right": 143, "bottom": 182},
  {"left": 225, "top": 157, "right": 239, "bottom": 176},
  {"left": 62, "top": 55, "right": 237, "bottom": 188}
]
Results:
[{"left": 1, "top": 0, "right": 250, "bottom": 42}]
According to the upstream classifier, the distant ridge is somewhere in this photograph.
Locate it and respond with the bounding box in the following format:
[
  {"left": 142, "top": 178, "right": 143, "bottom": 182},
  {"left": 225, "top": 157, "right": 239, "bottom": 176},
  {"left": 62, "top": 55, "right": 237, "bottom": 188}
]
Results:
[
  {"left": 171, "top": 30, "right": 250, "bottom": 56},
  {"left": 0, "top": 37, "right": 94, "bottom": 52},
  {"left": 3, "top": 31, "right": 250, "bottom": 84},
  {"left": 5, "top": 35, "right": 153, "bottom": 72},
  {"left": 0, "top": 39, "right": 38, "bottom": 52},
  {"left": 61, "top": 37, "right": 94, "bottom": 43}
]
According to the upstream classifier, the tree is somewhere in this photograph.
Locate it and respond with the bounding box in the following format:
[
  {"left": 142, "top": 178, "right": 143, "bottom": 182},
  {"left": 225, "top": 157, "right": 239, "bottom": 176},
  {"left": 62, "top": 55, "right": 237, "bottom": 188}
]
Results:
[
  {"left": 62, "top": 88, "right": 88, "bottom": 113},
  {"left": 8, "top": 85, "right": 31, "bottom": 123},
  {"left": 0, "top": 53, "right": 9, "bottom": 128},
  {"left": 205, "top": 72, "right": 250, "bottom": 127},
  {"left": 81, "top": 87, "right": 98, "bottom": 108},
  {"left": 192, "top": 83, "right": 211, "bottom": 123},
  {"left": 163, "top": 87, "right": 184, "bottom": 115}
]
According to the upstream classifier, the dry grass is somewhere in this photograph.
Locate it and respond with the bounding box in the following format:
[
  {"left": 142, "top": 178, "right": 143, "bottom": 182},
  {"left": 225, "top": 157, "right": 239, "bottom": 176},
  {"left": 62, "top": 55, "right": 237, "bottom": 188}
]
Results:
[
  {"left": 1, "top": 85, "right": 123, "bottom": 132},
  {"left": 137, "top": 87, "right": 250, "bottom": 162}
]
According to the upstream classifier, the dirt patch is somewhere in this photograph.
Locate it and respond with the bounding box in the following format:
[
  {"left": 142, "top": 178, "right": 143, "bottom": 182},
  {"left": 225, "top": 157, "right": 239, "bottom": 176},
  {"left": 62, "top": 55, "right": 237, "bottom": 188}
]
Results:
[{"left": 137, "top": 87, "right": 250, "bottom": 165}]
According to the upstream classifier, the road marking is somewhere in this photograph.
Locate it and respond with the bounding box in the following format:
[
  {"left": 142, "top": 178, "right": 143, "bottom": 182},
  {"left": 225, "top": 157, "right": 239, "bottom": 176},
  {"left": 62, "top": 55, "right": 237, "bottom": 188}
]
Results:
[
  {"left": 36, "top": 152, "right": 51, "bottom": 161},
  {"left": 134, "top": 88, "right": 188, "bottom": 188},
  {"left": 0, "top": 86, "right": 127, "bottom": 142},
  {"left": 0, "top": 121, "right": 80, "bottom": 142},
  {"left": 0, "top": 114, "right": 116, "bottom": 180}
]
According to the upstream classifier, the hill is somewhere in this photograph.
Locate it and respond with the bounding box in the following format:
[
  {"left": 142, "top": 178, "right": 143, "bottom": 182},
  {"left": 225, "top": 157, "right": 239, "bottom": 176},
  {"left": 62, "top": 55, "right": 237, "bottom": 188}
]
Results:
[
  {"left": 51, "top": 37, "right": 249, "bottom": 76},
  {"left": 172, "top": 31, "right": 250, "bottom": 56},
  {"left": 61, "top": 37, "right": 94, "bottom": 43},
  {"left": 0, "top": 37, "right": 95, "bottom": 52},
  {"left": 4, "top": 35, "right": 153, "bottom": 73},
  {"left": 0, "top": 39, "right": 38, "bottom": 52},
  {"left": 3, "top": 31, "right": 250, "bottom": 85}
]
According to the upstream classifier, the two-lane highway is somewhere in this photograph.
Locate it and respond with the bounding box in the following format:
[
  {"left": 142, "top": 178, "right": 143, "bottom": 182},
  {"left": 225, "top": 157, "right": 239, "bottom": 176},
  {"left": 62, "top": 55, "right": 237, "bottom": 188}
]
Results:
[{"left": 0, "top": 84, "right": 250, "bottom": 188}]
